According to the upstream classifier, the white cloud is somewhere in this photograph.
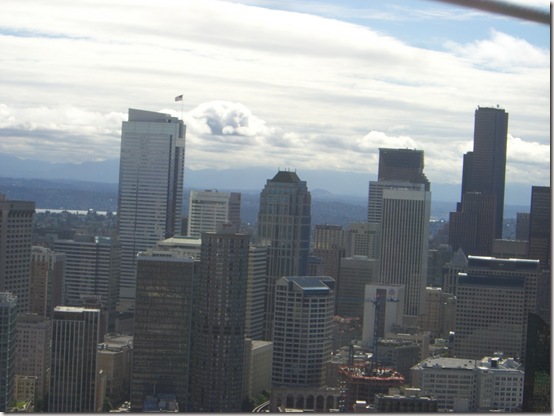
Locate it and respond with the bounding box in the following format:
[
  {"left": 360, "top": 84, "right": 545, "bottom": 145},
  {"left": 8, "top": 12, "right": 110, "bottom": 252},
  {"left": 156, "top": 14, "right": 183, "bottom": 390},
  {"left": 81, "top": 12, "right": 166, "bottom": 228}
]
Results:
[{"left": 0, "top": 0, "right": 549, "bottom": 188}]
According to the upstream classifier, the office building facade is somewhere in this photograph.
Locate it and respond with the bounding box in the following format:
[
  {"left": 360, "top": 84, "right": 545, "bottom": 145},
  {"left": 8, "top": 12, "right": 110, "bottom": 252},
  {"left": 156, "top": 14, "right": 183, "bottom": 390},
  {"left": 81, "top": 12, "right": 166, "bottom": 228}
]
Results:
[
  {"left": 0, "top": 194, "right": 35, "bottom": 313},
  {"left": 0, "top": 292, "right": 17, "bottom": 412},
  {"left": 271, "top": 276, "right": 335, "bottom": 389},
  {"left": 187, "top": 189, "right": 241, "bottom": 237},
  {"left": 130, "top": 251, "right": 195, "bottom": 412},
  {"left": 29, "top": 246, "right": 65, "bottom": 318},
  {"left": 379, "top": 185, "right": 431, "bottom": 321},
  {"left": 53, "top": 236, "right": 120, "bottom": 331},
  {"left": 49, "top": 306, "right": 101, "bottom": 412},
  {"left": 453, "top": 256, "right": 539, "bottom": 360},
  {"left": 117, "top": 108, "right": 185, "bottom": 313},
  {"left": 528, "top": 186, "right": 551, "bottom": 271},
  {"left": 15, "top": 314, "right": 51, "bottom": 405},
  {"left": 257, "top": 170, "right": 311, "bottom": 340},
  {"left": 190, "top": 225, "right": 250, "bottom": 412},
  {"left": 337, "top": 256, "right": 379, "bottom": 319}
]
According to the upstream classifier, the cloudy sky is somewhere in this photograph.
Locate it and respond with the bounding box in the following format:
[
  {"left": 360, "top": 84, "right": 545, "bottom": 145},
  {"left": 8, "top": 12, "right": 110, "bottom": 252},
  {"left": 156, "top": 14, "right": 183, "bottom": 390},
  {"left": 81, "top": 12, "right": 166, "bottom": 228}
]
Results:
[{"left": 0, "top": 0, "right": 550, "bottom": 188}]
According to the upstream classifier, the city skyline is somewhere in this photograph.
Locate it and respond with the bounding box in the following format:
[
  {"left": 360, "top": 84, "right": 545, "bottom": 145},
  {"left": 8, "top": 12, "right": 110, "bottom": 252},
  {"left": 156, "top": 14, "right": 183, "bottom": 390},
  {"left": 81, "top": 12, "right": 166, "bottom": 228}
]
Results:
[{"left": 0, "top": 0, "right": 549, "bottom": 192}]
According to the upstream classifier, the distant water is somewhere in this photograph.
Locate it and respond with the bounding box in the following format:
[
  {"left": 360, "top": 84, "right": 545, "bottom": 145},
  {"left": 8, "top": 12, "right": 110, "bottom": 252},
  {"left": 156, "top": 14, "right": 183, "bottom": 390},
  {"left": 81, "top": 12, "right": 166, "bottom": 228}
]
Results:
[{"left": 35, "top": 208, "right": 111, "bottom": 215}]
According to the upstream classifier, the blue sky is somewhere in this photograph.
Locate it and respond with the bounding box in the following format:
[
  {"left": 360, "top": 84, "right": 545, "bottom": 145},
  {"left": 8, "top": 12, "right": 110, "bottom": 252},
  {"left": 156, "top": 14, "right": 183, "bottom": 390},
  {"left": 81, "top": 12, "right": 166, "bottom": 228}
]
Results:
[{"left": 0, "top": 0, "right": 550, "bottom": 189}]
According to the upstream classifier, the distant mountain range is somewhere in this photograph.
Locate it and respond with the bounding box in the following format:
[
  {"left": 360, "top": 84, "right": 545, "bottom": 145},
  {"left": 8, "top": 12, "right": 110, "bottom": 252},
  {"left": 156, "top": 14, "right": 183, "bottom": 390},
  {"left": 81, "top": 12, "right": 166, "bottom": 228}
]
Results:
[{"left": 0, "top": 153, "right": 533, "bottom": 208}]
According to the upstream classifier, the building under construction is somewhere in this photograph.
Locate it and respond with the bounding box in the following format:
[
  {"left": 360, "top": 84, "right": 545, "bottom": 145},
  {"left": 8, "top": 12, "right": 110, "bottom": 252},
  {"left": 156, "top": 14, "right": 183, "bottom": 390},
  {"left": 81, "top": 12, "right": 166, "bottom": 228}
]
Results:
[{"left": 338, "top": 364, "right": 405, "bottom": 411}]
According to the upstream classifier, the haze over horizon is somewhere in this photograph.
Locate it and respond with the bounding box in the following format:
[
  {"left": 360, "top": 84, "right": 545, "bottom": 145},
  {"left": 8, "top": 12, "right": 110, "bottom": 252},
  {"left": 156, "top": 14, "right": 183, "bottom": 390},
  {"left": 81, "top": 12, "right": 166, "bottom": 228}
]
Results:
[{"left": 0, "top": 0, "right": 550, "bottom": 194}]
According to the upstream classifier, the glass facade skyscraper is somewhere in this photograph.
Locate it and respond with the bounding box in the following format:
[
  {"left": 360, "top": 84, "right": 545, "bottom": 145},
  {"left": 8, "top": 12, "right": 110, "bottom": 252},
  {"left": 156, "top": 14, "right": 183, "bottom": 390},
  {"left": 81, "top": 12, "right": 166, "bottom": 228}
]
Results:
[{"left": 117, "top": 109, "right": 185, "bottom": 315}]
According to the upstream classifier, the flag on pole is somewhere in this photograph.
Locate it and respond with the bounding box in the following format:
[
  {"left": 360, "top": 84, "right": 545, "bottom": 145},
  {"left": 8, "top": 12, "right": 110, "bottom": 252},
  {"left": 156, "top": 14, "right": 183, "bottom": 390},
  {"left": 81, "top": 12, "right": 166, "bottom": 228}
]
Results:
[{"left": 175, "top": 95, "right": 183, "bottom": 102}]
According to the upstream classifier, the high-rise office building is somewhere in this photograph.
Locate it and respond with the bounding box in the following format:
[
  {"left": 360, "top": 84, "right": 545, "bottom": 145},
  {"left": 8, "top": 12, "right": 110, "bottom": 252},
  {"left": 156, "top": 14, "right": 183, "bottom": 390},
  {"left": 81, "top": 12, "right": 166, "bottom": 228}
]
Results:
[
  {"left": 347, "top": 222, "right": 380, "bottom": 258},
  {"left": 187, "top": 189, "right": 241, "bottom": 238},
  {"left": 449, "top": 192, "right": 496, "bottom": 256},
  {"left": 379, "top": 185, "right": 431, "bottom": 321},
  {"left": 257, "top": 170, "right": 311, "bottom": 340},
  {"left": 0, "top": 292, "right": 17, "bottom": 412},
  {"left": 337, "top": 256, "right": 379, "bottom": 319},
  {"left": 15, "top": 314, "right": 51, "bottom": 406},
  {"left": 49, "top": 306, "right": 101, "bottom": 412},
  {"left": 453, "top": 256, "right": 539, "bottom": 360},
  {"left": 29, "top": 246, "right": 65, "bottom": 318},
  {"left": 190, "top": 225, "right": 250, "bottom": 412},
  {"left": 0, "top": 194, "right": 35, "bottom": 313},
  {"left": 516, "top": 212, "right": 530, "bottom": 241},
  {"left": 117, "top": 108, "right": 185, "bottom": 314},
  {"left": 313, "top": 224, "right": 345, "bottom": 296},
  {"left": 130, "top": 250, "right": 195, "bottom": 412},
  {"left": 528, "top": 186, "right": 551, "bottom": 271},
  {"left": 271, "top": 276, "right": 335, "bottom": 388},
  {"left": 54, "top": 236, "right": 120, "bottom": 331},
  {"left": 450, "top": 106, "right": 508, "bottom": 254}
]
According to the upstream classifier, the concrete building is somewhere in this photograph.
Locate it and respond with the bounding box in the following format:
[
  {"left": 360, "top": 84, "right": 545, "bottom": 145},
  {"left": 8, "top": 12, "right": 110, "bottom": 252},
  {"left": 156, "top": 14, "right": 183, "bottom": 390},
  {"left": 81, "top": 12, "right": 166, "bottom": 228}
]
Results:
[
  {"left": 97, "top": 334, "right": 133, "bottom": 410},
  {"left": 312, "top": 224, "right": 345, "bottom": 285},
  {"left": 187, "top": 189, "right": 241, "bottom": 238},
  {"left": 411, "top": 354, "right": 524, "bottom": 412},
  {"left": 29, "top": 246, "right": 65, "bottom": 318},
  {"left": 270, "top": 386, "right": 341, "bottom": 412},
  {"left": 362, "top": 284, "right": 404, "bottom": 351},
  {"left": 515, "top": 212, "right": 530, "bottom": 241},
  {"left": 130, "top": 251, "right": 195, "bottom": 412},
  {"left": 417, "top": 287, "right": 455, "bottom": 338},
  {"left": 15, "top": 314, "right": 51, "bottom": 405},
  {"left": 0, "top": 292, "right": 17, "bottom": 412},
  {"left": 117, "top": 108, "right": 185, "bottom": 315},
  {"left": 346, "top": 222, "right": 380, "bottom": 259},
  {"left": 155, "top": 235, "right": 201, "bottom": 260},
  {"left": 13, "top": 375, "right": 36, "bottom": 410},
  {"left": 243, "top": 339, "right": 273, "bottom": 401},
  {"left": 190, "top": 225, "right": 250, "bottom": 412},
  {"left": 337, "top": 256, "right": 379, "bottom": 319},
  {"left": 53, "top": 236, "right": 120, "bottom": 331},
  {"left": 257, "top": 170, "right": 311, "bottom": 340},
  {"left": 49, "top": 306, "right": 101, "bottom": 412},
  {"left": 378, "top": 185, "right": 431, "bottom": 322},
  {"left": 271, "top": 276, "right": 335, "bottom": 390},
  {"left": 454, "top": 256, "right": 540, "bottom": 360},
  {"left": 376, "top": 339, "right": 422, "bottom": 383},
  {"left": 0, "top": 194, "right": 35, "bottom": 313}
]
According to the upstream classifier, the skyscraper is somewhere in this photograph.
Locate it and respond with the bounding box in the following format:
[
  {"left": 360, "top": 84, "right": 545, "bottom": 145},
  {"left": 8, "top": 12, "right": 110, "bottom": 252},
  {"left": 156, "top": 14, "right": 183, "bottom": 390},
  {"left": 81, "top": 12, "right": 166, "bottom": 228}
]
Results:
[
  {"left": 379, "top": 185, "right": 431, "bottom": 321},
  {"left": 257, "top": 170, "right": 311, "bottom": 340},
  {"left": 453, "top": 256, "right": 539, "bottom": 360},
  {"left": 130, "top": 250, "right": 195, "bottom": 412},
  {"left": 190, "top": 225, "right": 250, "bottom": 412},
  {"left": 0, "top": 194, "right": 35, "bottom": 313},
  {"left": 528, "top": 186, "right": 551, "bottom": 271},
  {"left": 271, "top": 276, "right": 335, "bottom": 388},
  {"left": 54, "top": 236, "right": 120, "bottom": 331},
  {"left": 450, "top": 106, "right": 508, "bottom": 253},
  {"left": 0, "top": 292, "right": 17, "bottom": 412},
  {"left": 117, "top": 108, "right": 185, "bottom": 315},
  {"left": 29, "top": 246, "right": 65, "bottom": 318},
  {"left": 49, "top": 306, "right": 101, "bottom": 412},
  {"left": 187, "top": 189, "right": 241, "bottom": 237}
]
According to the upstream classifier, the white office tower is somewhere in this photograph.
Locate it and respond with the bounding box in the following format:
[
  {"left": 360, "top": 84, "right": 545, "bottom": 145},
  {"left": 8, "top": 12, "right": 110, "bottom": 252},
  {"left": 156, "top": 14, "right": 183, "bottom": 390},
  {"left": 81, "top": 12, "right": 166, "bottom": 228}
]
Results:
[
  {"left": 362, "top": 284, "right": 405, "bottom": 349},
  {"left": 187, "top": 189, "right": 241, "bottom": 237},
  {"left": 117, "top": 109, "right": 185, "bottom": 314},
  {"left": 271, "top": 276, "right": 335, "bottom": 388},
  {"left": 378, "top": 185, "right": 431, "bottom": 323}
]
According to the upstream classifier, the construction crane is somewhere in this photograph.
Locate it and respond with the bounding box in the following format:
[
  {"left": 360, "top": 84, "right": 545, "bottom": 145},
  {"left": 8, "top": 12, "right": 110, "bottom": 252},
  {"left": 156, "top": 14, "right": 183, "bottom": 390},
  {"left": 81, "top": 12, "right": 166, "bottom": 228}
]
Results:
[{"left": 368, "top": 294, "right": 399, "bottom": 370}]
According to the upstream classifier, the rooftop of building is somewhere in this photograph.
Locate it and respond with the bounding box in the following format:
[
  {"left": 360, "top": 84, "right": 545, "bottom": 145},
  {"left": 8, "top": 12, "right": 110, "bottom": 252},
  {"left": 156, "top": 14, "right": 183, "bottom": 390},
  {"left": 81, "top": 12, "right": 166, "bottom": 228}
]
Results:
[
  {"left": 279, "top": 275, "right": 335, "bottom": 292},
  {"left": 271, "top": 169, "right": 302, "bottom": 183},
  {"left": 412, "top": 357, "right": 476, "bottom": 370}
]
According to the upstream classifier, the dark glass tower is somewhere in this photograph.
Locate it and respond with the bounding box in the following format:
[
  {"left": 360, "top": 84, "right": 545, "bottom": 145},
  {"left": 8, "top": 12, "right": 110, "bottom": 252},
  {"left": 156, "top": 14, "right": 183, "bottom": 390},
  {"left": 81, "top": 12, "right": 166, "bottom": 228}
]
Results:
[
  {"left": 377, "top": 148, "right": 430, "bottom": 191},
  {"left": 257, "top": 170, "right": 311, "bottom": 340},
  {"left": 461, "top": 106, "right": 508, "bottom": 239},
  {"left": 189, "top": 225, "right": 250, "bottom": 412},
  {"left": 528, "top": 186, "right": 551, "bottom": 271}
]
